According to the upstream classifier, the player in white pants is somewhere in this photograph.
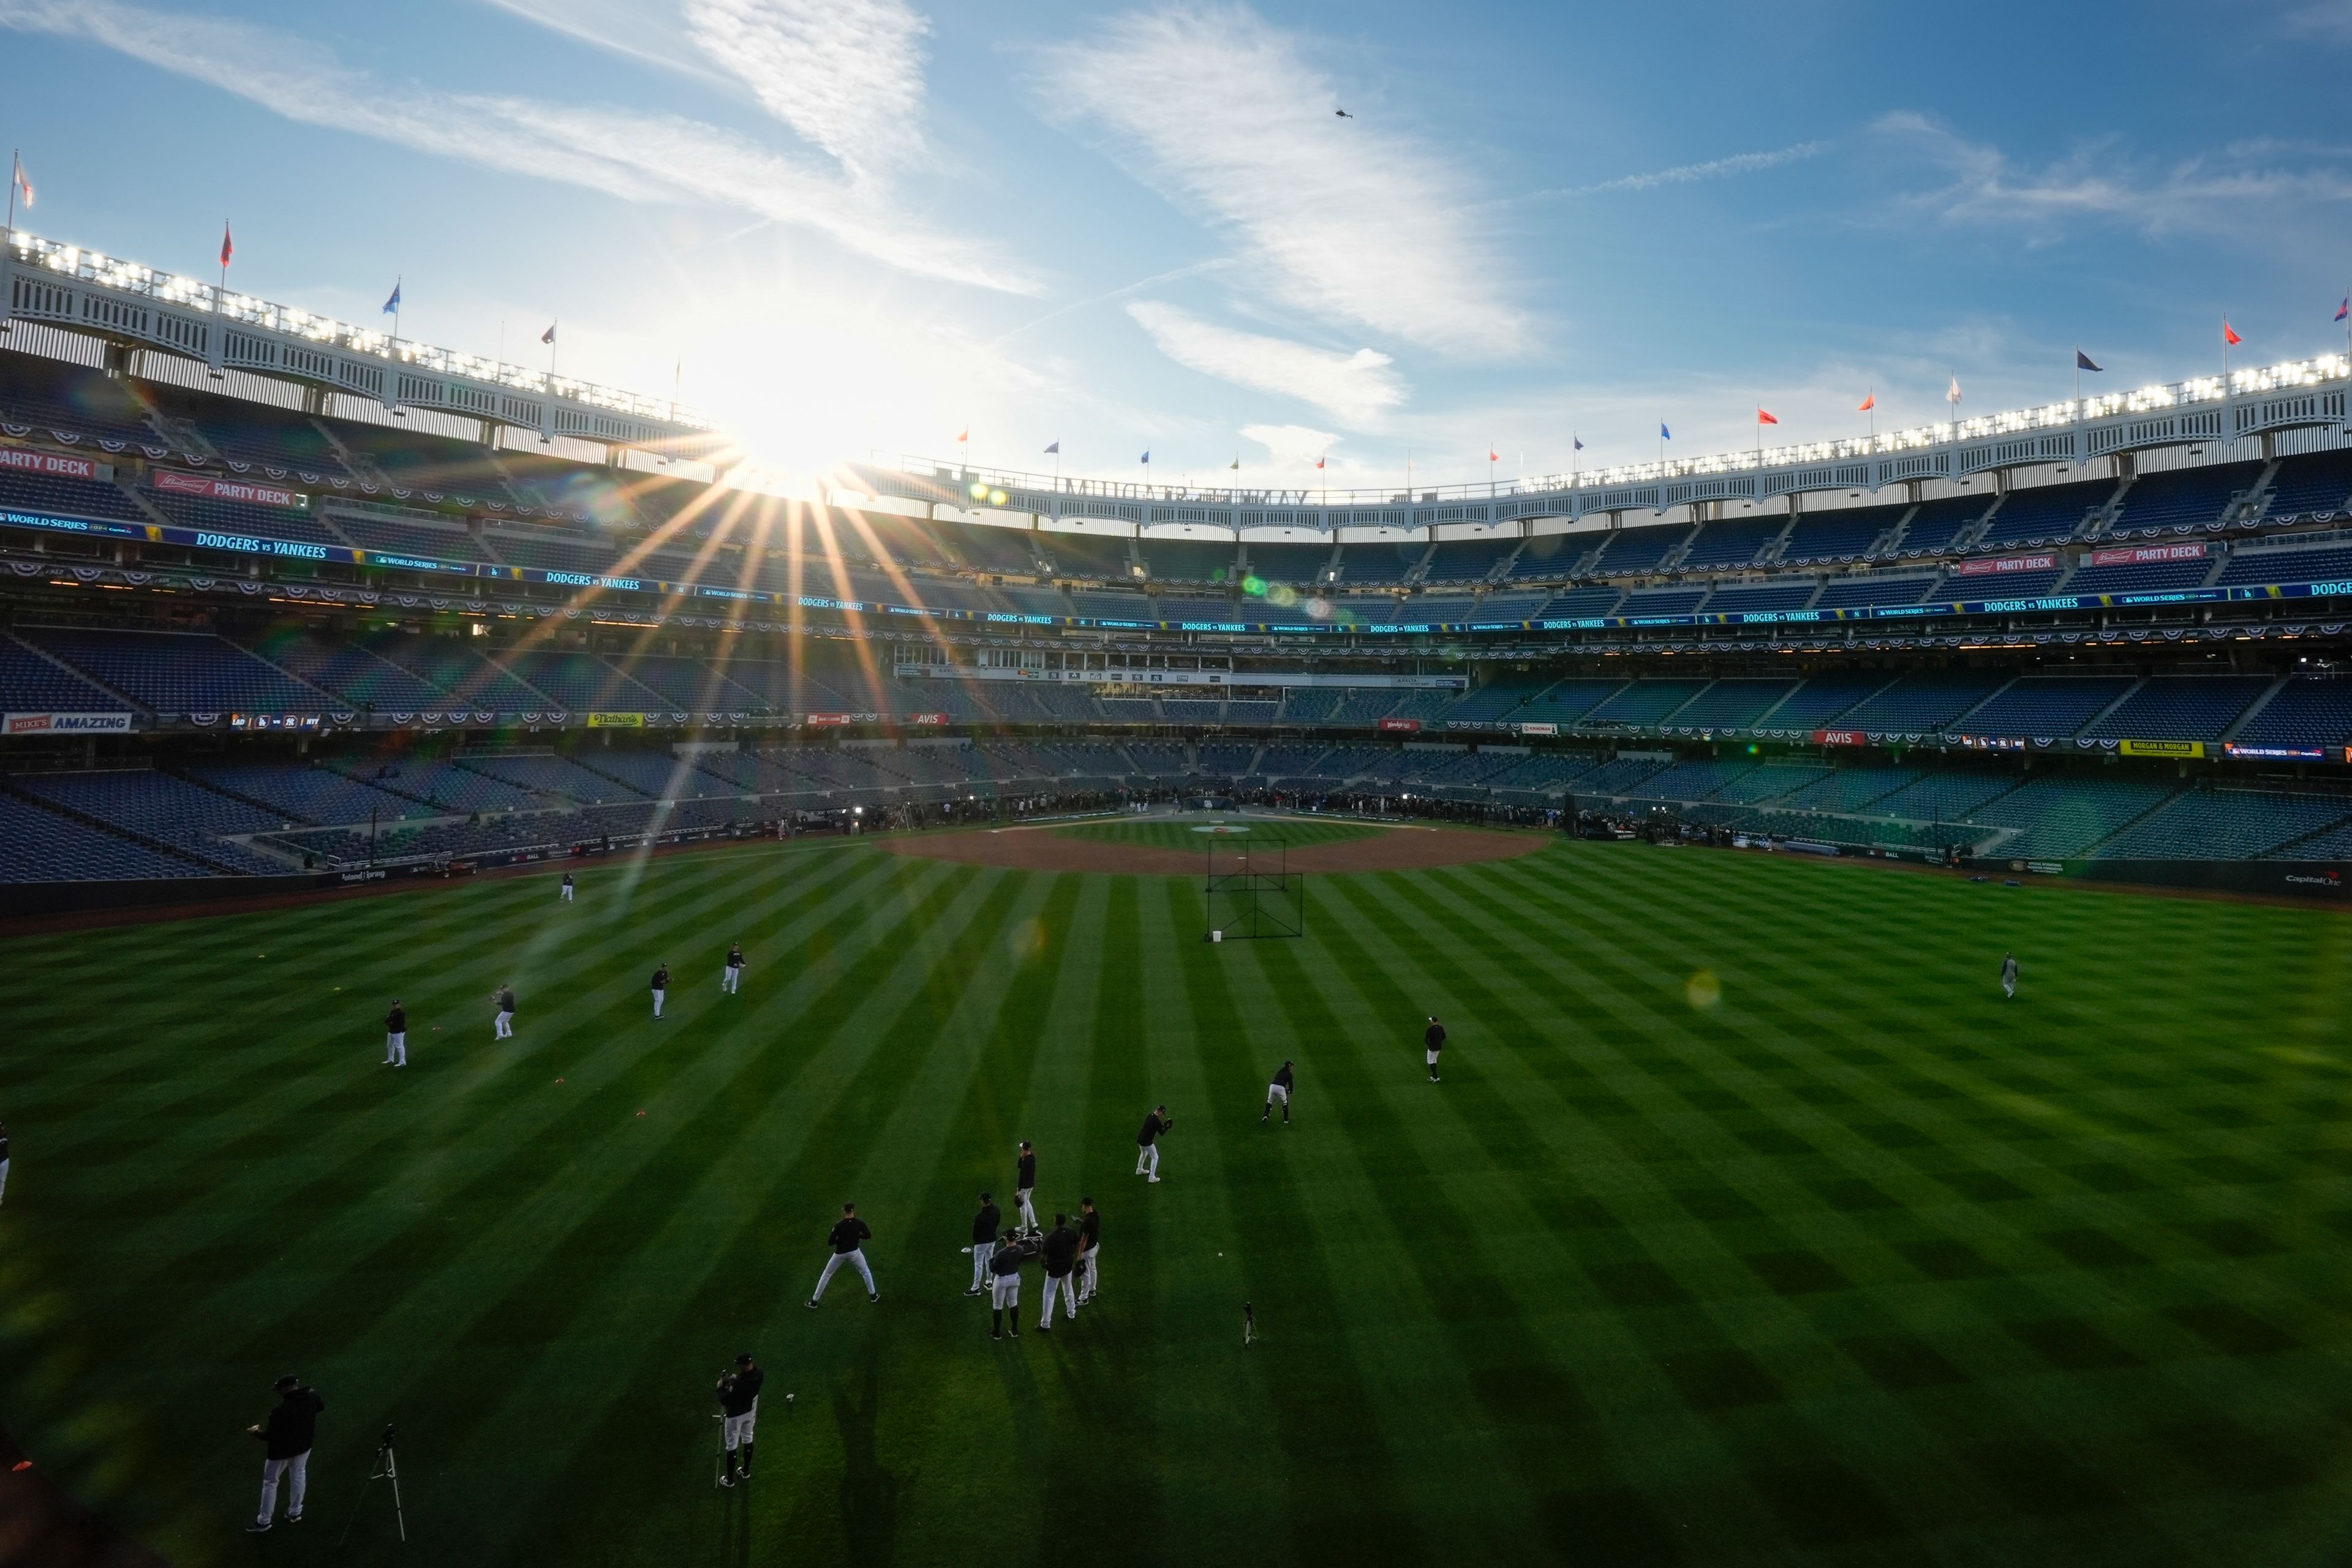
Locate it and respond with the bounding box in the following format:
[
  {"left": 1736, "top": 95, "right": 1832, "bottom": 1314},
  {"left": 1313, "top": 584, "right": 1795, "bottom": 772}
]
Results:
[
  {"left": 1075, "top": 1197, "right": 1101, "bottom": 1304},
  {"left": 650, "top": 963, "right": 670, "bottom": 1019},
  {"left": 1134, "top": 1105, "right": 1170, "bottom": 1182},
  {"left": 723, "top": 943, "right": 745, "bottom": 994},
  {"left": 559, "top": 872, "right": 574, "bottom": 902},
  {"left": 0, "top": 1120, "right": 11, "bottom": 1207},
  {"left": 383, "top": 1000, "right": 407, "bottom": 1067},
  {"left": 246, "top": 1376, "right": 323, "bottom": 1534},
  {"left": 493, "top": 984, "right": 516, "bottom": 1039},
  {"left": 807, "top": 1204, "right": 877, "bottom": 1306},
  {"left": 1014, "top": 1141, "right": 1038, "bottom": 1232},
  {"left": 2001, "top": 951, "right": 2019, "bottom": 999}
]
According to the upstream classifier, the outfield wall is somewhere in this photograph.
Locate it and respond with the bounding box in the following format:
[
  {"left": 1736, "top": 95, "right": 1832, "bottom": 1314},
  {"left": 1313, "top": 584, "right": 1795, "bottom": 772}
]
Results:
[
  {"left": 0, "top": 864, "right": 427, "bottom": 918},
  {"left": 1975, "top": 856, "right": 2352, "bottom": 902}
]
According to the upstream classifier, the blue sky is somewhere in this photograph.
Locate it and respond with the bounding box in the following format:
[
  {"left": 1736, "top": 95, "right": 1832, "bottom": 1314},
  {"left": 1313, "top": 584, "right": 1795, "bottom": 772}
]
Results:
[{"left": 5, "top": 0, "right": 2352, "bottom": 490}]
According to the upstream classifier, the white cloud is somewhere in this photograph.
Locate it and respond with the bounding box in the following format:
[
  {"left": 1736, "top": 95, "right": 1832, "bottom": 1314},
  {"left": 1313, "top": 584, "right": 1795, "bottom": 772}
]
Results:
[
  {"left": 1873, "top": 110, "right": 2352, "bottom": 238},
  {"left": 1128, "top": 301, "right": 1403, "bottom": 424},
  {"left": 476, "top": 0, "right": 728, "bottom": 83},
  {"left": 1240, "top": 423, "right": 1338, "bottom": 464},
  {"left": 0, "top": 0, "right": 1032, "bottom": 293},
  {"left": 1043, "top": 5, "right": 1521, "bottom": 355},
  {"left": 680, "top": 0, "right": 929, "bottom": 183},
  {"left": 1566, "top": 140, "right": 1828, "bottom": 197}
]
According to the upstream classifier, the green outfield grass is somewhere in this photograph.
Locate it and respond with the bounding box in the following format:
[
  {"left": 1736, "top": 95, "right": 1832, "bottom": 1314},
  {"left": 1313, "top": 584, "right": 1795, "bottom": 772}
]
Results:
[
  {"left": 1054, "top": 813, "right": 1384, "bottom": 852},
  {"left": 7, "top": 839, "right": 2352, "bottom": 1567}
]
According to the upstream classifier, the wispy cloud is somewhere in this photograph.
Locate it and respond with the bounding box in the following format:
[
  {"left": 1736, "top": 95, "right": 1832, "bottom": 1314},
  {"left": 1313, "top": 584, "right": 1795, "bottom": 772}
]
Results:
[
  {"left": 0, "top": 0, "right": 1033, "bottom": 292},
  {"left": 1873, "top": 110, "right": 2352, "bottom": 238},
  {"left": 1128, "top": 301, "right": 1404, "bottom": 424},
  {"left": 1043, "top": 4, "right": 1521, "bottom": 355},
  {"left": 1558, "top": 140, "right": 1828, "bottom": 197},
  {"left": 679, "top": 0, "right": 930, "bottom": 183},
  {"left": 2282, "top": 1, "right": 2352, "bottom": 42}
]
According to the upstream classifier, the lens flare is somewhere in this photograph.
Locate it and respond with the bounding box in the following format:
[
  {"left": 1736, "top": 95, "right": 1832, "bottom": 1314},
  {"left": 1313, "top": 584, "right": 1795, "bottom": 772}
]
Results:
[{"left": 1686, "top": 970, "right": 1723, "bottom": 1010}]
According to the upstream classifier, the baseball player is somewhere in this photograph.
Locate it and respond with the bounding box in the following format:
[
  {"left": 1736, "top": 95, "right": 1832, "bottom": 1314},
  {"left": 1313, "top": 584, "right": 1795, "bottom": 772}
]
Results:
[
  {"left": 493, "top": 983, "right": 516, "bottom": 1039},
  {"left": 244, "top": 1375, "right": 324, "bottom": 1533},
  {"left": 988, "top": 1227, "right": 1038, "bottom": 1340},
  {"left": 1134, "top": 1104, "right": 1171, "bottom": 1182},
  {"left": 651, "top": 963, "right": 670, "bottom": 1019},
  {"left": 559, "top": 870, "right": 575, "bottom": 902},
  {"left": 1263, "top": 1059, "right": 1294, "bottom": 1124},
  {"left": 383, "top": 999, "right": 407, "bottom": 1067},
  {"left": 1075, "top": 1197, "right": 1101, "bottom": 1306},
  {"left": 715, "top": 1352, "right": 763, "bottom": 1488},
  {"left": 1039, "top": 1214, "right": 1080, "bottom": 1331},
  {"left": 808, "top": 1202, "right": 877, "bottom": 1307},
  {"left": 2001, "top": 951, "right": 2019, "bottom": 1000},
  {"left": 1014, "top": 1141, "right": 1038, "bottom": 1233},
  {"left": 1424, "top": 1016, "right": 1446, "bottom": 1082},
  {"left": 967, "top": 1191, "right": 1001, "bottom": 1296},
  {"left": 723, "top": 942, "right": 745, "bottom": 995}
]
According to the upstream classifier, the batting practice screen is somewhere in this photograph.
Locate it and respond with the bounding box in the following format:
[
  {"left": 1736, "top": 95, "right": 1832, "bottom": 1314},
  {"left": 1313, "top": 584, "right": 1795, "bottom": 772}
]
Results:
[{"left": 1204, "top": 839, "right": 1304, "bottom": 941}]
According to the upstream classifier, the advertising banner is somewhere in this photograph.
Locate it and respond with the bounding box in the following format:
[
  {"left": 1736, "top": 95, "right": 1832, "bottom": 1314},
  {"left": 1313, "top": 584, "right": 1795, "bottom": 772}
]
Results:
[
  {"left": 2092, "top": 541, "right": 2208, "bottom": 567},
  {"left": 1377, "top": 717, "right": 1423, "bottom": 733},
  {"left": 586, "top": 712, "right": 646, "bottom": 728},
  {"left": 152, "top": 469, "right": 306, "bottom": 509},
  {"left": 1955, "top": 553, "right": 2058, "bottom": 577},
  {"left": 1810, "top": 729, "right": 1867, "bottom": 746},
  {"left": 0, "top": 444, "right": 102, "bottom": 481},
  {"left": 2119, "top": 738, "right": 2204, "bottom": 758},
  {"left": 2223, "top": 742, "right": 2328, "bottom": 761},
  {"left": 1518, "top": 721, "right": 1558, "bottom": 736},
  {"left": 4, "top": 710, "right": 134, "bottom": 735},
  {"left": 805, "top": 713, "right": 853, "bottom": 728},
  {"left": 907, "top": 713, "right": 951, "bottom": 726}
]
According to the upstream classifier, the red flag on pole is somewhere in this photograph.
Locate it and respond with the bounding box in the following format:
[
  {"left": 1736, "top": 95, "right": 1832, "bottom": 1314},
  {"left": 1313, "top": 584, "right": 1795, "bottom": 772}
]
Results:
[
  {"left": 2223, "top": 318, "right": 2242, "bottom": 347},
  {"left": 1856, "top": 393, "right": 1874, "bottom": 412},
  {"left": 219, "top": 223, "right": 233, "bottom": 269},
  {"left": 1757, "top": 408, "right": 1779, "bottom": 425},
  {"left": 1315, "top": 456, "right": 1325, "bottom": 470},
  {"left": 1487, "top": 448, "right": 1499, "bottom": 462}
]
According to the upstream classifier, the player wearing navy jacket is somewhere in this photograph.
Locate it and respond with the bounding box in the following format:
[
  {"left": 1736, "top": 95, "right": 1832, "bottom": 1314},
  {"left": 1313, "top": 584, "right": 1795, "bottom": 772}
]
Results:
[
  {"left": 807, "top": 1202, "right": 877, "bottom": 1306},
  {"left": 1134, "top": 1105, "right": 1171, "bottom": 1182}
]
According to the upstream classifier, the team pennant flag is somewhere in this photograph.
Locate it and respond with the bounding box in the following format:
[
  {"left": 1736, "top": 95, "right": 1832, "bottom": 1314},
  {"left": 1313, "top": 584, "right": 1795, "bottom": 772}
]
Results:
[
  {"left": 10, "top": 153, "right": 31, "bottom": 211},
  {"left": 1659, "top": 423, "right": 1672, "bottom": 440},
  {"left": 382, "top": 281, "right": 402, "bottom": 315},
  {"left": 1857, "top": 393, "right": 1875, "bottom": 412},
  {"left": 1756, "top": 408, "right": 1779, "bottom": 426},
  {"left": 1043, "top": 440, "right": 1059, "bottom": 454},
  {"left": 1946, "top": 376, "right": 1962, "bottom": 406},
  {"left": 1315, "top": 455, "right": 1326, "bottom": 470},
  {"left": 1573, "top": 435, "right": 1585, "bottom": 451},
  {"left": 219, "top": 223, "right": 234, "bottom": 269},
  {"left": 2223, "top": 318, "right": 2242, "bottom": 347},
  {"left": 2337, "top": 295, "right": 2349, "bottom": 323},
  {"left": 1140, "top": 450, "right": 1150, "bottom": 464},
  {"left": 541, "top": 322, "right": 557, "bottom": 345},
  {"left": 2076, "top": 349, "right": 2102, "bottom": 372},
  {"left": 1230, "top": 455, "right": 1240, "bottom": 470},
  {"left": 1488, "top": 447, "right": 1500, "bottom": 462}
]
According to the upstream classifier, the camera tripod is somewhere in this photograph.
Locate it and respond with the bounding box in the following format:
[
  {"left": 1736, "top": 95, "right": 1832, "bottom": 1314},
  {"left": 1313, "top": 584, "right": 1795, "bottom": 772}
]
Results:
[{"left": 336, "top": 1423, "right": 407, "bottom": 1546}]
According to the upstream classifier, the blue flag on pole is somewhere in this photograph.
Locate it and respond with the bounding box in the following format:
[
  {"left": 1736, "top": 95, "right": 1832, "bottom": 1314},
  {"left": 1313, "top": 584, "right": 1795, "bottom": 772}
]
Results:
[
  {"left": 382, "top": 281, "right": 401, "bottom": 315},
  {"left": 1659, "top": 423, "right": 1670, "bottom": 440},
  {"left": 1573, "top": 436, "right": 1584, "bottom": 451},
  {"left": 2076, "top": 349, "right": 2101, "bottom": 372},
  {"left": 1044, "top": 440, "right": 1060, "bottom": 454},
  {"left": 2337, "top": 295, "right": 2349, "bottom": 323},
  {"left": 1140, "top": 450, "right": 1150, "bottom": 464}
]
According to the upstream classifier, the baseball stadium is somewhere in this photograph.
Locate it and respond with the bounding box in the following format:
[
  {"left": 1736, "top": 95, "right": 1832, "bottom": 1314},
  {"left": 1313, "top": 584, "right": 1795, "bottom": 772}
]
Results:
[{"left": 7, "top": 6, "right": 2352, "bottom": 1566}]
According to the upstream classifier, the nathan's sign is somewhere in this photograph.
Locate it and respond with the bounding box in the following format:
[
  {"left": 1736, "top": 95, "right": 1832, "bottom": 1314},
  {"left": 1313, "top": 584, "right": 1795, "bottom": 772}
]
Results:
[
  {"left": 1955, "top": 553, "right": 2057, "bottom": 577},
  {"left": 586, "top": 712, "right": 646, "bottom": 728},
  {"left": 0, "top": 444, "right": 104, "bottom": 481},
  {"left": 2092, "top": 541, "right": 2207, "bottom": 566},
  {"left": 153, "top": 469, "right": 306, "bottom": 509}
]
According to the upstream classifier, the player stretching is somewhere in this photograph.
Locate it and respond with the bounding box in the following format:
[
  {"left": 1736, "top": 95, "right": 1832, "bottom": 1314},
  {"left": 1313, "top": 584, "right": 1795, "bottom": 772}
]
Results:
[
  {"left": 722, "top": 943, "right": 745, "bottom": 995},
  {"left": 1263, "top": 1060, "right": 1295, "bottom": 1125},
  {"left": 807, "top": 1202, "right": 877, "bottom": 1307},
  {"left": 715, "top": 1352, "right": 763, "bottom": 1488},
  {"left": 1135, "top": 1104, "right": 1172, "bottom": 1182},
  {"left": 2000, "top": 951, "right": 2019, "bottom": 1000},
  {"left": 1424, "top": 1016, "right": 1446, "bottom": 1082}
]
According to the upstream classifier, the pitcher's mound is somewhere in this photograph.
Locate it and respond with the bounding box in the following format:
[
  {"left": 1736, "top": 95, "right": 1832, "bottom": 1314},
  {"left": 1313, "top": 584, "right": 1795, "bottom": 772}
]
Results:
[{"left": 881, "top": 820, "right": 1551, "bottom": 876}]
